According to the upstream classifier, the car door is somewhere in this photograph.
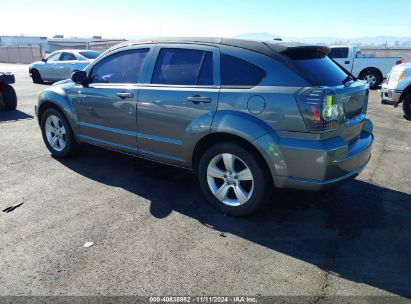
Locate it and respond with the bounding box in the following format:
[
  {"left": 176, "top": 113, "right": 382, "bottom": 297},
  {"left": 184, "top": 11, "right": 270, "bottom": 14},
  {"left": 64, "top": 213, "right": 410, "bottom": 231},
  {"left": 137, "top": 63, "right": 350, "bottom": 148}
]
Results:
[
  {"left": 59, "top": 52, "right": 78, "bottom": 79},
  {"left": 41, "top": 52, "right": 62, "bottom": 80},
  {"left": 76, "top": 46, "right": 153, "bottom": 153},
  {"left": 137, "top": 44, "right": 220, "bottom": 166}
]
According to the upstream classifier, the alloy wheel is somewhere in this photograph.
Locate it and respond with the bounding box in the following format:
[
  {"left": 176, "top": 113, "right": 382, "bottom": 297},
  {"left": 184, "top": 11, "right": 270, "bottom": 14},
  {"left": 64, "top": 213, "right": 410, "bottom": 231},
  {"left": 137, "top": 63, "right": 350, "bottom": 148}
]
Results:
[
  {"left": 206, "top": 153, "right": 254, "bottom": 206},
  {"left": 45, "top": 115, "right": 67, "bottom": 152}
]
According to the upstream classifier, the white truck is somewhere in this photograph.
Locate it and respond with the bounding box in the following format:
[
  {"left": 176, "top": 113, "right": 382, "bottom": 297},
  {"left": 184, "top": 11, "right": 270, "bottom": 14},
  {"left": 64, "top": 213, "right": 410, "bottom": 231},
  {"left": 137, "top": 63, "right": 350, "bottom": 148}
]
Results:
[{"left": 328, "top": 46, "right": 402, "bottom": 89}]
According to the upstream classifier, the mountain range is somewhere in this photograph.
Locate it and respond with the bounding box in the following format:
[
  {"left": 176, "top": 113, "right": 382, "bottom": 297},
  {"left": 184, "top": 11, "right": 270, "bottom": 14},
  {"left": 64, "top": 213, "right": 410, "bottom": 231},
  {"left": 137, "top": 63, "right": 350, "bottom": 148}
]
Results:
[{"left": 234, "top": 32, "right": 411, "bottom": 47}]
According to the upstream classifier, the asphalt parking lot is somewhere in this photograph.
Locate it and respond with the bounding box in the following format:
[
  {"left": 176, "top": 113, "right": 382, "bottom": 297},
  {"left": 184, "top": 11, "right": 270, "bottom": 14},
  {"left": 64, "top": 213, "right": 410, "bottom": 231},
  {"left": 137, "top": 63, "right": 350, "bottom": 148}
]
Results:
[{"left": 1, "top": 63, "right": 411, "bottom": 300}]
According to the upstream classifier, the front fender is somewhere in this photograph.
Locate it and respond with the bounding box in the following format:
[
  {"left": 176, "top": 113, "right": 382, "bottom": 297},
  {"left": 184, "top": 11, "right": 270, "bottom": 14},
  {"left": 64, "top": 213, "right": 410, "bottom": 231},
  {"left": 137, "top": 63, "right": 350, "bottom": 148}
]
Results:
[{"left": 37, "top": 84, "right": 79, "bottom": 134}]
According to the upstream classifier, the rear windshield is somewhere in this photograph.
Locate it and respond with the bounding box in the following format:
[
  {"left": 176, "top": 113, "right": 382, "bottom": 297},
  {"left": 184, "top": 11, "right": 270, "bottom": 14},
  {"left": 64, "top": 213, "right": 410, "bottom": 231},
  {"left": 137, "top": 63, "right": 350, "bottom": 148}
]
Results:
[
  {"left": 293, "top": 57, "right": 348, "bottom": 86},
  {"left": 79, "top": 51, "right": 101, "bottom": 59},
  {"left": 281, "top": 47, "right": 348, "bottom": 86}
]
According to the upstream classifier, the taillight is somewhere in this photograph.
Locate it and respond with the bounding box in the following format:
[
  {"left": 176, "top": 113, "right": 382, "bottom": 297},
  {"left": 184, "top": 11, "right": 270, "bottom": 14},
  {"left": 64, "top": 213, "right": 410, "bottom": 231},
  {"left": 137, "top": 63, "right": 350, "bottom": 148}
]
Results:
[
  {"left": 296, "top": 88, "right": 345, "bottom": 132},
  {"left": 396, "top": 60, "right": 403, "bottom": 65}
]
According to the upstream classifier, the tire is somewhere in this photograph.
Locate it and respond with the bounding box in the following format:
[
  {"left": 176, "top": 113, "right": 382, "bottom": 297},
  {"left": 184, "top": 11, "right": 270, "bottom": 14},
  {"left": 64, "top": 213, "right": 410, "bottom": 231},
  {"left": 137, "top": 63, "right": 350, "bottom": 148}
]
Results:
[
  {"left": 197, "top": 142, "right": 272, "bottom": 216},
  {"left": 403, "top": 94, "right": 411, "bottom": 120},
  {"left": 40, "top": 108, "right": 78, "bottom": 157},
  {"left": 0, "top": 84, "right": 17, "bottom": 111},
  {"left": 31, "top": 69, "right": 43, "bottom": 84},
  {"left": 360, "top": 70, "right": 382, "bottom": 89}
]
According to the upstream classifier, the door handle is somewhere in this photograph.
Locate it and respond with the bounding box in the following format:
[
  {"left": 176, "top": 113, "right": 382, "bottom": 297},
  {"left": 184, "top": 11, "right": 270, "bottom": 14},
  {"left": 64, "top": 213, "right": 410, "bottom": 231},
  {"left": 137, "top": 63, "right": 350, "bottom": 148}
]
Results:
[
  {"left": 116, "top": 92, "right": 134, "bottom": 99},
  {"left": 187, "top": 95, "right": 212, "bottom": 104},
  {"left": 345, "top": 61, "right": 350, "bottom": 64}
]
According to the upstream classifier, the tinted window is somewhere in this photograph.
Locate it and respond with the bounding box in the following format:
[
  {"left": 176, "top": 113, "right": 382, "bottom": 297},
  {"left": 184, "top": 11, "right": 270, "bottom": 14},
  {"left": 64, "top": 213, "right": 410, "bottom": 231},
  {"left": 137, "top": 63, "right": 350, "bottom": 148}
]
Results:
[
  {"left": 221, "top": 54, "right": 266, "bottom": 86},
  {"left": 46, "top": 52, "right": 61, "bottom": 62},
  {"left": 328, "top": 47, "right": 349, "bottom": 59},
  {"left": 152, "top": 48, "right": 213, "bottom": 85},
  {"left": 91, "top": 49, "right": 149, "bottom": 84},
  {"left": 293, "top": 57, "right": 348, "bottom": 86},
  {"left": 79, "top": 51, "right": 101, "bottom": 59},
  {"left": 60, "top": 52, "right": 77, "bottom": 61}
]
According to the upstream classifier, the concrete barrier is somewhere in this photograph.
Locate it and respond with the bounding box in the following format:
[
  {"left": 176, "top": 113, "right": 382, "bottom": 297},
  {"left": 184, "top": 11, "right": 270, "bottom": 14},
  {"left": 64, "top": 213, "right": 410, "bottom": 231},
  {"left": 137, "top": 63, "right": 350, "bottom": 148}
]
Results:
[{"left": 0, "top": 46, "right": 42, "bottom": 64}]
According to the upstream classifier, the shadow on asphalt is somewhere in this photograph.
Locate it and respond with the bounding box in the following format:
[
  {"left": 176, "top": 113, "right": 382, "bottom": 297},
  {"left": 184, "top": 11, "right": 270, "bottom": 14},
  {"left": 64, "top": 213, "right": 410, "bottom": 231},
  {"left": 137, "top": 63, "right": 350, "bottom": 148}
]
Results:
[
  {"left": 0, "top": 110, "right": 33, "bottom": 122},
  {"left": 55, "top": 144, "right": 411, "bottom": 298}
]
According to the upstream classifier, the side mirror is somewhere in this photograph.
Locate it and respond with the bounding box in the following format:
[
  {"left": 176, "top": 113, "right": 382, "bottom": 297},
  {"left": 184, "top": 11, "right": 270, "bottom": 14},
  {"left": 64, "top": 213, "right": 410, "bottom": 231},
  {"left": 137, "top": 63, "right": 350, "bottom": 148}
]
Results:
[
  {"left": 71, "top": 70, "right": 88, "bottom": 85},
  {"left": 41, "top": 58, "right": 47, "bottom": 63}
]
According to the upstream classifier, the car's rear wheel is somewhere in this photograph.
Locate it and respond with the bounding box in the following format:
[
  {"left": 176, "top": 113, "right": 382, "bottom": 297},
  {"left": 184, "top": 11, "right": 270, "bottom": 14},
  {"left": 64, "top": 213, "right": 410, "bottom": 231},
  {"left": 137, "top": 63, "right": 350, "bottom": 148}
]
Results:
[
  {"left": 0, "top": 84, "right": 17, "bottom": 111},
  {"left": 198, "top": 142, "right": 272, "bottom": 216},
  {"left": 403, "top": 94, "right": 411, "bottom": 120},
  {"left": 40, "top": 108, "right": 78, "bottom": 157},
  {"left": 31, "top": 69, "right": 43, "bottom": 84},
  {"left": 360, "top": 70, "right": 381, "bottom": 89}
]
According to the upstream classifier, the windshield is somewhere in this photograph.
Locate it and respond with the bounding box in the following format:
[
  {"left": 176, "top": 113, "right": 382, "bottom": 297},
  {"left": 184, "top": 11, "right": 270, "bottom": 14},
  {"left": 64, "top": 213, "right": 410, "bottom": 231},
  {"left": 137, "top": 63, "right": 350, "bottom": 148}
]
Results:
[{"left": 79, "top": 51, "right": 101, "bottom": 59}]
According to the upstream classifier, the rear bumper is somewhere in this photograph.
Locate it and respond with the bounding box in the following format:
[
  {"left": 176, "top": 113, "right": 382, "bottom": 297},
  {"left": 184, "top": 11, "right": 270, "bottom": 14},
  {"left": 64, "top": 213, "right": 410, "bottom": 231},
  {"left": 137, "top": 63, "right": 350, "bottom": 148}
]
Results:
[
  {"left": 273, "top": 132, "right": 372, "bottom": 191},
  {"left": 255, "top": 119, "right": 374, "bottom": 191}
]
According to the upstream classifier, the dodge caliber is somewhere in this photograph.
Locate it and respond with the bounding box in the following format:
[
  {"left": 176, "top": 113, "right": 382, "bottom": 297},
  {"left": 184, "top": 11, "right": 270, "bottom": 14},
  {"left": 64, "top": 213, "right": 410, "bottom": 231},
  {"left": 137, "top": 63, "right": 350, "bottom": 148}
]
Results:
[{"left": 35, "top": 38, "right": 374, "bottom": 216}]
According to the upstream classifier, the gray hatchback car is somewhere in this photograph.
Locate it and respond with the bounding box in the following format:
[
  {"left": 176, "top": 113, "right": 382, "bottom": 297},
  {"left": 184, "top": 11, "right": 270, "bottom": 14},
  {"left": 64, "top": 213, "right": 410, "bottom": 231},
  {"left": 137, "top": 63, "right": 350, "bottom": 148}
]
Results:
[{"left": 35, "top": 38, "right": 374, "bottom": 216}]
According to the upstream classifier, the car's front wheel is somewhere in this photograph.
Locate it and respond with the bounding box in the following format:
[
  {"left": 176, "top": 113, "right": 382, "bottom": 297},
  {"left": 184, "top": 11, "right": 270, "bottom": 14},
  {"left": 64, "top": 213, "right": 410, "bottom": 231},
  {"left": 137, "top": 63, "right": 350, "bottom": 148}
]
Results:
[
  {"left": 198, "top": 142, "right": 272, "bottom": 216},
  {"left": 40, "top": 108, "right": 78, "bottom": 157}
]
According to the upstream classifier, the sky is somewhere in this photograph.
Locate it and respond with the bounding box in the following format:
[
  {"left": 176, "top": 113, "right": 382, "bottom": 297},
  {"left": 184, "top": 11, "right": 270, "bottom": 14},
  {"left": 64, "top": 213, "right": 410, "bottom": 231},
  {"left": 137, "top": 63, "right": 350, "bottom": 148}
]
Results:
[{"left": 1, "top": 0, "right": 411, "bottom": 39}]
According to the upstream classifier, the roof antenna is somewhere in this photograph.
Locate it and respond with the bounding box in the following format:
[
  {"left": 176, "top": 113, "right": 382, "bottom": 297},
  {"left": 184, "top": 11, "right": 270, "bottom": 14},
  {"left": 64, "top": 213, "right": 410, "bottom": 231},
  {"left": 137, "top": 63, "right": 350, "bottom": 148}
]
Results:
[{"left": 273, "top": 38, "right": 283, "bottom": 41}]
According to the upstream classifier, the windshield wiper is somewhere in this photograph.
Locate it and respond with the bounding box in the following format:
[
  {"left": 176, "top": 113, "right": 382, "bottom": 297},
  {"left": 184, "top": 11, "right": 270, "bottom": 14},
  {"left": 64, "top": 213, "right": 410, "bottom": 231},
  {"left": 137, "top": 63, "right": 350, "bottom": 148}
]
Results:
[{"left": 342, "top": 75, "right": 355, "bottom": 86}]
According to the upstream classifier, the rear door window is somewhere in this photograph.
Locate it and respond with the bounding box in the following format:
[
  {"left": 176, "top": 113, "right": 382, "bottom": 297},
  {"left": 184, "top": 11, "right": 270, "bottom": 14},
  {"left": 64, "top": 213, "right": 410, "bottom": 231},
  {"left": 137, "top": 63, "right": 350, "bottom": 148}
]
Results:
[
  {"left": 60, "top": 52, "right": 77, "bottom": 61},
  {"left": 151, "top": 48, "right": 213, "bottom": 86},
  {"left": 90, "top": 49, "right": 149, "bottom": 84},
  {"left": 221, "top": 54, "right": 266, "bottom": 87}
]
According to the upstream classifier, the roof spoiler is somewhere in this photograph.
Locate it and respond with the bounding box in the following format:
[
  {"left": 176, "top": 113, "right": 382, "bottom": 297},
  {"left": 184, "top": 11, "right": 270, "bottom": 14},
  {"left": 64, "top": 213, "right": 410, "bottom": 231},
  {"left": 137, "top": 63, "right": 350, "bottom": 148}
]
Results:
[{"left": 278, "top": 45, "right": 331, "bottom": 60}]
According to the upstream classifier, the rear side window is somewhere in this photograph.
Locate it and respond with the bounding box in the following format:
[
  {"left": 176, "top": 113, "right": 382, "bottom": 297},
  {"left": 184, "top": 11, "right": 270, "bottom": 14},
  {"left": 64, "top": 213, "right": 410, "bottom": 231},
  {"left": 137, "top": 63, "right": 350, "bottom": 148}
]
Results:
[
  {"left": 91, "top": 49, "right": 149, "bottom": 84},
  {"left": 221, "top": 54, "right": 266, "bottom": 87},
  {"left": 152, "top": 48, "right": 213, "bottom": 86},
  {"left": 79, "top": 51, "right": 101, "bottom": 59},
  {"left": 328, "top": 48, "right": 349, "bottom": 59}
]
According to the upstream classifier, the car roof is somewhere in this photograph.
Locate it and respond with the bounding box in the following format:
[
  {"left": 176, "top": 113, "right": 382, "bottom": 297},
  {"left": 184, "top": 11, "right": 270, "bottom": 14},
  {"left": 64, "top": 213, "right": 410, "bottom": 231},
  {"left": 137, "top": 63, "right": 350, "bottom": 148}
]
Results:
[{"left": 105, "top": 37, "right": 328, "bottom": 61}]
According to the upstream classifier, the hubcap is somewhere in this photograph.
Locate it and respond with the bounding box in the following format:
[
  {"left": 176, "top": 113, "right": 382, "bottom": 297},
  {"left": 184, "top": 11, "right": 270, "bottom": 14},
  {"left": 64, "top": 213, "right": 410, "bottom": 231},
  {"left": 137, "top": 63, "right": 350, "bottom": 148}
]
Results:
[
  {"left": 45, "top": 115, "right": 66, "bottom": 152},
  {"left": 364, "top": 74, "right": 377, "bottom": 86},
  {"left": 207, "top": 153, "right": 254, "bottom": 206}
]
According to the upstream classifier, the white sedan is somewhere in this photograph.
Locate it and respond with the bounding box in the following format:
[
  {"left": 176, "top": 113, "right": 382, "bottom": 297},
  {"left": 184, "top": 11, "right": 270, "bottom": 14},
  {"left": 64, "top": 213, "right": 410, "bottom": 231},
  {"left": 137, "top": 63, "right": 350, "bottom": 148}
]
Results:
[{"left": 29, "top": 49, "right": 101, "bottom": 83}]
